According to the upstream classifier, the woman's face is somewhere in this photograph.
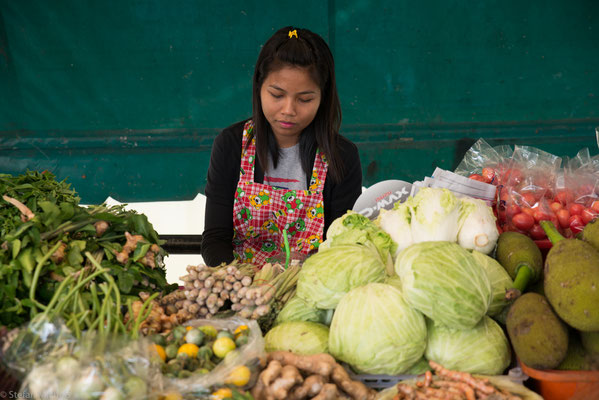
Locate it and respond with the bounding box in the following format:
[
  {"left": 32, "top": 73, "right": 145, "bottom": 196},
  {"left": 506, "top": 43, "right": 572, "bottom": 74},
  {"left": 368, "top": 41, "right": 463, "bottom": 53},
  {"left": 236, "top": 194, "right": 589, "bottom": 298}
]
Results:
[{"left": 260, "top": 65, "right": 321, "bottom": 148}]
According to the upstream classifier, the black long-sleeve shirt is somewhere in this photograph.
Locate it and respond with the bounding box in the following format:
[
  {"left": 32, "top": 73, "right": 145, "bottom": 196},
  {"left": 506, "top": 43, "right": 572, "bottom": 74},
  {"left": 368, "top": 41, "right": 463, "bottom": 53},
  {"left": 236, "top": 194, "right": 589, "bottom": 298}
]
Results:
[{"left": 201, "top": 120, "right": 363, "bottom": 266}]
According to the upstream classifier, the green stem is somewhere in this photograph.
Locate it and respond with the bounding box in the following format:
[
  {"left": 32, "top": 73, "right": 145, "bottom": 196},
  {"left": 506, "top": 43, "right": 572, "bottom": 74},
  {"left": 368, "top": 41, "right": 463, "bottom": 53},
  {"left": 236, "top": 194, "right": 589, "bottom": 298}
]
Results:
[
  {"left": 540, "top": 220, "right": 565, "bottom": 245},
  {"left": 44, "top": 268, "right": 108, "bottom": 320},
  {"left": 131, "top": 293, "right": 159, "bottom": 339},
  {"left": 29, "top": 241, "right": 63, "bottom": 314},
  {"left": 282, "top": 228, "right": 290, "bottom": 270},
  {"left": 512, "top": 264, "right": 534, "bottom": 293}
]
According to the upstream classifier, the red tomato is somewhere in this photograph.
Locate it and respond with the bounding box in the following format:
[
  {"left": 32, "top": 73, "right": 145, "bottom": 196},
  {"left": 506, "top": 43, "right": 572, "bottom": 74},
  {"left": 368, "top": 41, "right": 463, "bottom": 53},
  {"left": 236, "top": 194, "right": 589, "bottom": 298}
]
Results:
[
  {"left": 506, "top": 204, "right": 521, "bottom": 219},
  {"left": 482, "top": 167, "right": 496, "bottom": 184},
  {"left": 521, "top": 193, "right": 537, "bottom": 207},
  {"left": 521, "top": 207, "right": 535, "bottom": 217},
  {"left": 529, "top": 224, "right": 547, "bottom": 240},
  {"left": 550, "top": 202, "right": 563, "bottom": 213},
  {"left": 569, "top": 214, "right": 584, "bottom": 231},
  {"left": 568, "top": 203, "right": 585, "bottom": 216},
  {"left": 533, "top": 209, "right": 552, "bottom": 223},
  {"left": 582, "top": 208, "right": 597, "bottom": 224},
  {"left": 556, "top": 209, "right": 570, "bottom": 229},
  {"left": 511, "top": 212, "right": 535, "bottom": 231},
  {"left": 555, "top": 190, "right": 574, "bottom": 206},
  {"left": 591, "top": 201, "right": 599, "bottom": 213},
  {"left": 469, "top": 174, "right": 485, "bottom": 182}
]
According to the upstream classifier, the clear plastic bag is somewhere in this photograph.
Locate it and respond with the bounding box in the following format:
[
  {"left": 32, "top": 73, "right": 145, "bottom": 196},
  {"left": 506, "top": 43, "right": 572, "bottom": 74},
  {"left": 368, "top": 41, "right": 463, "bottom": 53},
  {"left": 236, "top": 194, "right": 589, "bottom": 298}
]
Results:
[
  {"left": 2, "top": 316, "right": 163, "bottom": 399},
  {"left": 559, "top": 148, "right": 599, "bottom": 233},
  {"left": 161, "top": 317, "right": 265, "bottom": 398},
  {"left": 497, "top": 146, "right": 562, "bottom": 239},
  {"left": 454, "top": 138, "right": 514, "bottom": 186}
]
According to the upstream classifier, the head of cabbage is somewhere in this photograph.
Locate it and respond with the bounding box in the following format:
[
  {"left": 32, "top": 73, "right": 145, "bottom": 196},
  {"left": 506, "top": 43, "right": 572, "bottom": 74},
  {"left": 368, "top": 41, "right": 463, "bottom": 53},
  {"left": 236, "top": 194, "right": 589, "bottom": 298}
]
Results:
[
  {"left": 395, "top": 241, "right": 492, "bottom": 329},
  {"left": 264, "top": 321, "right": 329, "bottom": 355},
  {"left": 321, "top": 211, "right": 396, "bottom": 275},
  {"left": 425, "top": 316, "right": 511, "bottom": 375},
  {"left": 296, "top": 244, "right": 387, "bottom": 309},
  {"left": 470, "top": 250, "right": 514, "bottom": 317},
  {"left": 329, "top": 283, "right": 427, "bottom": 375},
  {"left": 274, "top": 295, "right": 333, "bottom": 326}
]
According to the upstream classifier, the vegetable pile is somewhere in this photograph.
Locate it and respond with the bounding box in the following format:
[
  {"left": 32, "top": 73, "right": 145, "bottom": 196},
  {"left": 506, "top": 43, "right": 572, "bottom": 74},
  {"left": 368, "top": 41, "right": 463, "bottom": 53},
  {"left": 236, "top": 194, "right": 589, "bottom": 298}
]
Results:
[
  {"left": 252, "top": 351, "right": 376, "bottom": 400},
  {"left": 0, "top": 171, "right": 175, "bottom": 331},
  {"left": 392, "top": 361, "right": 525, "bottom": 400}
]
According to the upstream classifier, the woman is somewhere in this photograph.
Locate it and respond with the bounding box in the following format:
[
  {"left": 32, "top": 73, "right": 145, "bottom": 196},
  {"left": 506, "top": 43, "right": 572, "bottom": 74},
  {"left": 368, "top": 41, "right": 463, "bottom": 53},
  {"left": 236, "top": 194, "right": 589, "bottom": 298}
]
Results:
[{"left": 201, "top": 26, "right": 362, "bottom": 266}]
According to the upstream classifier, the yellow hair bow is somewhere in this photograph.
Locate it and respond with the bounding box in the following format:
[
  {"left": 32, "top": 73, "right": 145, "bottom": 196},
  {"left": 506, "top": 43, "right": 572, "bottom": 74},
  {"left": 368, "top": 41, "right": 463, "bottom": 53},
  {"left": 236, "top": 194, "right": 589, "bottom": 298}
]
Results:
[{"left": 288, "top": 29, "right": 298, "bottom": 39}]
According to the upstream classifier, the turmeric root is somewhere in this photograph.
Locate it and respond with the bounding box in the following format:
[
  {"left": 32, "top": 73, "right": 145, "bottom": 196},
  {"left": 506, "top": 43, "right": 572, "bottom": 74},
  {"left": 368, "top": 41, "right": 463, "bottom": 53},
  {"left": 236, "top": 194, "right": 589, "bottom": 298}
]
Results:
[
  {"left": 269, "top": 364, "right": 303, "bottom": 400},
  {"left": 50, "top": 241, "right": 67, "bottom": 264},
  {"left": 94, "top": 220, "right": 109, "bottom": 237},
  {"left": 267, "top": 351, "right": 337, "bottom": 377},
  {"left": 116, "top": 232, "right": 144, "bottom": 264},
  {"left": 290, "top": 374, "right": 327, "bottom": 399}
]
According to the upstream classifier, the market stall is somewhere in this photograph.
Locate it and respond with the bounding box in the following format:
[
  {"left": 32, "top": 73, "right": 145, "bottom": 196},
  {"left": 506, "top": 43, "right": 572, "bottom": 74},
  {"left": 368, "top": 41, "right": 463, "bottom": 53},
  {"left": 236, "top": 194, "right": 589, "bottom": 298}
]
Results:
[{"left": 2, "top": 138, "right": 599, "bottom": 399}]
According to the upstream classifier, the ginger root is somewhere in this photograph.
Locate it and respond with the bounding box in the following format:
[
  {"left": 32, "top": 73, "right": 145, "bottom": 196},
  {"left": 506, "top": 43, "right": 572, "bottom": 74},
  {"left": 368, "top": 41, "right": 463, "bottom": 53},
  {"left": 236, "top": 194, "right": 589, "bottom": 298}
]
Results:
[
  {"left": 269, "top": 364, "right": 303, "bottom": 400},
  {"left": 311, "top": 383, "right": 338, "bottom": 400},
  {"left": 290, "top": 374, "right": 326, "bottom": 399},
  {"left": 255, "top": 352, "right": 376, "bottom": 400},
  {"left": 267, "top": 351, "right": 337, "bottom": 377}
]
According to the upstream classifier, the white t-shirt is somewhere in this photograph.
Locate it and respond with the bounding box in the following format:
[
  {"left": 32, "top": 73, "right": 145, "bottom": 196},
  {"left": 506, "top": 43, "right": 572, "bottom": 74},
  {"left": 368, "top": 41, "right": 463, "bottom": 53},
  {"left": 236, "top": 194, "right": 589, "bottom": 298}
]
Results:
[{"left": 263, "top": 144, "right": 307, "bottom": 190}]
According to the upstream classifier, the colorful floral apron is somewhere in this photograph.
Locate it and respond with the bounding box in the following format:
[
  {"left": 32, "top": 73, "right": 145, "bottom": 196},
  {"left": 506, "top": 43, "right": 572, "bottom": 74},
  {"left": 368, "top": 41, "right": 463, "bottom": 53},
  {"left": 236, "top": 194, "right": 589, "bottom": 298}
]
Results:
[{"left": 232, "top": 121, "right": 328, "bottom": 265}]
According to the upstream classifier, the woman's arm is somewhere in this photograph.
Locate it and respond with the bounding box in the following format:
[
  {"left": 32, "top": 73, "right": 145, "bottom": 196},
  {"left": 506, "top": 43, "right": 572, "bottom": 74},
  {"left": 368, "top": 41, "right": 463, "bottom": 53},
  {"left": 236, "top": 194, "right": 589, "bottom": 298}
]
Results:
[
  {"left": 201, "top": 124, "right": 244, "bottom": 266},
  {"left": 323, "top": 137, "right": 363, "bottom": 236}
]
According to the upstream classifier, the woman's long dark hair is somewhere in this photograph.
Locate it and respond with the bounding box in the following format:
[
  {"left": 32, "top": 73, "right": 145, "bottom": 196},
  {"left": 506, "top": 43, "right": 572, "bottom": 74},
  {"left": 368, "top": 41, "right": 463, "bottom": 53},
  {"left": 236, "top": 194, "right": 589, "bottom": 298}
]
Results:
[{"left": 251, "top": 26, "right": 344, "bottom": 183}]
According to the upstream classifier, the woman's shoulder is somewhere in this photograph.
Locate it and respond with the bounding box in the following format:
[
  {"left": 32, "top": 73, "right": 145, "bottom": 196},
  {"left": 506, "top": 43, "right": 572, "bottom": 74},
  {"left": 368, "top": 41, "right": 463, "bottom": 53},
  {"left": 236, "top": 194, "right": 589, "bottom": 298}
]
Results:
[
  {"left": 336, "top": 134, "right": 359, "bottom": 158},
  {"left": 216, "top": 118, "right": 250, "bottom": 146}
]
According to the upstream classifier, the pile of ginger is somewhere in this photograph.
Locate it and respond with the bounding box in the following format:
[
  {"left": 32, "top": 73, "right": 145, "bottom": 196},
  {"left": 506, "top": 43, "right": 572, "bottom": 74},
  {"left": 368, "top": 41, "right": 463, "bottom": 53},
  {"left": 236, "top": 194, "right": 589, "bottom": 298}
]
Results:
[{"left": 252, "top": 351, "right": 376, "bottom": 400}]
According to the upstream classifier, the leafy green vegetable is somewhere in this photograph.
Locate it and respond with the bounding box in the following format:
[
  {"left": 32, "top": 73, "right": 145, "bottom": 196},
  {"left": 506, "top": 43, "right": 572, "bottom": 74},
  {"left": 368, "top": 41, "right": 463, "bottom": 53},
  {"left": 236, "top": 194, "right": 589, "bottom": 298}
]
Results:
[
  {"left": 274, "top": 295, "right": 332, "bottom": 326},
  {"left": 395, "top": 241, "right": 492, "bottom": 329},
  {"left": 457, "top": 197, "right": 499, "bottom": 254},
  {"left": 329, "top": 283, "right": 427, "bottom": 375},
  {"left": 0, "top": 171, "right": 175, "bottom": 329},
  {"left": 470, "top": 250, "right": 514, "bottom": 317},
  {"left": 321, "top": 211, "right": 396, "bottom": 274},
  {"left": 425, "top": 316, "right": 511, "bottom": 375},
  {"left": 264, "top": 321, "right": 330, "bottom": 355},
  {"left": 409, "top": 188, "right": 461, "bottom": 243},
  {"left": 296, "top": 244, "right": 387, "bottom": 309}
]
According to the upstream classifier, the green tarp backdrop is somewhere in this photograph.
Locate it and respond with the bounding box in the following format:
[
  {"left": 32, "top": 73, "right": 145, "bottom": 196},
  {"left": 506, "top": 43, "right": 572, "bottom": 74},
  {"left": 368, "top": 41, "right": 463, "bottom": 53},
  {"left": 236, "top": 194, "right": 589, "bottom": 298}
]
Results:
[{"left": 1, "top": 1, "right": 598, "bottom": 202}]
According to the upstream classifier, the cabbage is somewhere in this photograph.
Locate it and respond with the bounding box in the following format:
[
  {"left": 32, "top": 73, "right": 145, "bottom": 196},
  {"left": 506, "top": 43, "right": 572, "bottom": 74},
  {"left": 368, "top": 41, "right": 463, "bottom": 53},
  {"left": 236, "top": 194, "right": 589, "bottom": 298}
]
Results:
[
  {"left": 395, "top": 241, "right": 492, "bottom": 329},
  {"left": 264, "top": 321, "right": 329, "bottom": 355},
  {"left": 458, "top": 197, "right": 499, "bottom": 254},
  {"left": 375, "top": 201, "right": 413, "bottom": 258},
  {"left": 409, "top": 188, "right": 461, "bottom": 243},
  {"left": 274, "top": 296, "right": 332, "bottom": 326},
  {"left": 404, "top": 357, "right": 432, "bottom": 374},
  {"left": 470, "top": 250, "right": 514, "bottom": 316},
  {"left": 321, "top": 211, "right": 396, "bottom": 275},
  {"left": 296, "top": 244, "right": 387, "bottom": 309},
  {"left": 425, "top": 316, "right": 511, "bottom": 375},
  {"left": 329, "top": 283, "right": 427, "bottom": 375}
]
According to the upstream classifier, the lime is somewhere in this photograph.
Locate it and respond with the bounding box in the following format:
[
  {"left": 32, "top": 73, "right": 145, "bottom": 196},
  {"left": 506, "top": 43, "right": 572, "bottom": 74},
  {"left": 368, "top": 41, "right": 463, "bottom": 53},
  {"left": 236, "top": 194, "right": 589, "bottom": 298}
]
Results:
[
  {"left": 226, "top": 365, "right": 251, "bottom": 387},
  {"left": 177, "top": 343, "right": 200, "bottom": 358},
  {"left": 199, "top": 325, "right": 218, "bottom": 339},
  {"left": 212, "top": 337, "right": 236, "bottom": 358}
]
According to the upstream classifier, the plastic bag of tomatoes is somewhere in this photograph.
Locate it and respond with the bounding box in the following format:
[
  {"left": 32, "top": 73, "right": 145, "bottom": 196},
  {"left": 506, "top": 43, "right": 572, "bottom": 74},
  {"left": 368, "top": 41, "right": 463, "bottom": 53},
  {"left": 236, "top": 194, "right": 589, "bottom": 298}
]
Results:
[
  {"left": 496, "top": 146, "right": 563, "bottom": 240},
  {"left": 454, "top": 138, "right": 514, "bottom": 186}
]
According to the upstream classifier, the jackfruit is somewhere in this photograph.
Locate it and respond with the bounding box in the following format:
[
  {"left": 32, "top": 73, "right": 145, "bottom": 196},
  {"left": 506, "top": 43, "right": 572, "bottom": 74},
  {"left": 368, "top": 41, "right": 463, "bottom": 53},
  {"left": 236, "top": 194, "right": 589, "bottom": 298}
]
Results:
[
  {"left": 541, "top": 221, "right": 599, "bottom": 331},
  {"left": 506, "top": 292, "right": 568, "bottom": 370}
]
